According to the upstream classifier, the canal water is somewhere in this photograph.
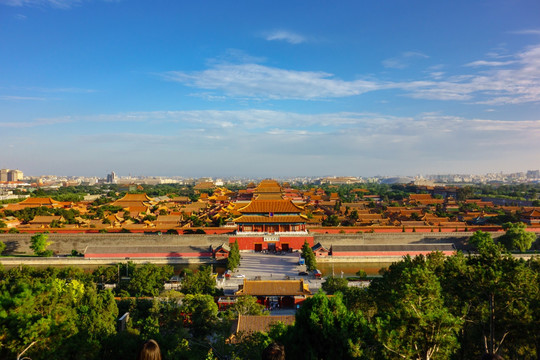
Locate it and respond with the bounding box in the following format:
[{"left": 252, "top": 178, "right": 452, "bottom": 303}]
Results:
[
  {"left": 3, "top": 261, "right": 392, "bottom": 277},
  {"left": 316, "top": 262, "right": 392, "bottom": 277}
]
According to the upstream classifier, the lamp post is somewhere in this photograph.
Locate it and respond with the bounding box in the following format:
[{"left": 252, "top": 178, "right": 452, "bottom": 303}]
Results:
[{"left": 17, "top": 341, "right": 36, "bottom": 360}]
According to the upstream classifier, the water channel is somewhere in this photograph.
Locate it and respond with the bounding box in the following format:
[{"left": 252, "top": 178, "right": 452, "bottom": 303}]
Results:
[{"left": 2, "top": 261, "right": 392, "bottom": 277}]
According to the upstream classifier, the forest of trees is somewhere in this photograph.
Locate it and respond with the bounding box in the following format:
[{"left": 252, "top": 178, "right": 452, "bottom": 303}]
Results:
[{"left": 1, "top": 233, "right": 539, "bottom": 359}]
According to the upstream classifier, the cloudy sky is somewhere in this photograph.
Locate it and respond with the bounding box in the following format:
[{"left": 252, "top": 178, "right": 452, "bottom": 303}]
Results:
[{"left": 1, "top": 0, "right": 539, "bottom": 178}]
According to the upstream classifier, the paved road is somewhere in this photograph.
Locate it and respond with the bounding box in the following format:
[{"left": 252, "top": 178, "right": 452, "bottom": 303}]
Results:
[{"left": 217, "top": 252, "right": 323, "bottom": 294}]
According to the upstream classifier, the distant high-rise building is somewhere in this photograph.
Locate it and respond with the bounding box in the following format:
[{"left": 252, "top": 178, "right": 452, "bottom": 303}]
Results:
[
  {"left": 0, "top": 169, "right": 9, "bottom": 182},
  {"left": 526, "top": 170, "right": 540, "bottom": 179},
  {"left": 8, "top": 169, "right": 23, "bottom": 182},
  {"left": 106, "top": 171, "right": 117, "bottom": 183}
]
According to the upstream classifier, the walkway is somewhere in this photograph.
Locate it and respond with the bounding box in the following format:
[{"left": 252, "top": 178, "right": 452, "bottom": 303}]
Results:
[{"left": 218, "top": 252, "right": 323, "bottom": 294}]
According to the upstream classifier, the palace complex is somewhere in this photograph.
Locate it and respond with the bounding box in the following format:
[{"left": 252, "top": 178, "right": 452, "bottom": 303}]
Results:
[
  {"left": 1, "top": 179, "right": 539, "bottom": 256},
  {"left": 234, "top": 180, "right": 308, "bottom": 234}
]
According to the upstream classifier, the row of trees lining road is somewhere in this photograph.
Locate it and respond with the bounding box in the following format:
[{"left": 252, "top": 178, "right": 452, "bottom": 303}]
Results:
[
  {"left": 468, "top": 223, "right": 537, "bottom": 253},
  {"left": 301, "top": 240, "right": 317, "bottom": 271}
]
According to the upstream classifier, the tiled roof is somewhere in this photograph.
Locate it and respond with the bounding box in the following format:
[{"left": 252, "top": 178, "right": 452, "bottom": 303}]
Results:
[
  {"left": 235, "top": 280, "right": 311, "bottom": 296},
  {"left": 409, "top": 194, "right": 433, "bottom": 200},
  {"left": 357, "top": 214, "right": 383, "bottom": 220},
  {"left": 181, "top": 203, "right": 207, "bottom": 212},
  {"left": 115, "top": 193, "right": 154, "bottom": 202},
  {"left": 523, "top": 209, "right": 540, "bottom": 217},
  {"left": 399, "top": 221, "right": 427, "bottom": 226},
  {"left": 156, "top": 215, "right": 181, "bottom": 223},
  {"left": 312, "top": 242, "right": 328, "bottom": 252},
  {"left": 255, "top": 186, "right": 282, "bottom": 193},
  {"left": 194, "top": 182, "right": 215, "bottom": 190},
  {"left": 30, "top": 215, "right": 63, "bottom": 224},
  {"left": 216, "top": 243, "right": 231, "bottom": 252},
  {"left": 239, "top": 200, "right": 304, "bottom": 214},
  {"left": 17, "top": 197, "right": 59, "bottom": 207},
  {"left": 256, "top": 180, "right": 281, "bottom": 187},
  {"left": 234, "top": 215, "right": 307, "bottom": 224},
  {"left": 255, "top": 193, "right": 284, "bottom": 200}
]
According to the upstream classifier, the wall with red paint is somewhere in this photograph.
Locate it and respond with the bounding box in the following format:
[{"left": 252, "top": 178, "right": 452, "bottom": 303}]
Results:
[
  {"left": 84, "top": 252, "right": 213, "bottom": 258},
  {"left": 228, "top": 236, "right": 314, "bottom": 251},
  {"left": 331, "top": 251, "right": 455, "bottom": 257}
]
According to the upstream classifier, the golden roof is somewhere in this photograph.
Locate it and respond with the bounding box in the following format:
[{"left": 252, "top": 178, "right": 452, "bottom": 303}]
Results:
[
  {"left": 238, "top": 199, "right": 304, "bottom": 214},
  {"left": 234, "top": 215, "right": 307, "bottom": 224},
  {"left": 235, "top": 280, "right": 311, "bottom": 296}
]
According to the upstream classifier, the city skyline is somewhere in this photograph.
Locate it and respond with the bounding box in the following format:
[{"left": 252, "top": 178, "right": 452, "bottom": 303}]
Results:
[{"left": 1, "top": 0, "right": 540, "bottom": 177}]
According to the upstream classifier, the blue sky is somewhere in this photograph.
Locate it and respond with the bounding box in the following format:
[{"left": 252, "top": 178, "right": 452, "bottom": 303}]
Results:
[{"left": 1, "top": 0, "right": 539, "bottom": 178}]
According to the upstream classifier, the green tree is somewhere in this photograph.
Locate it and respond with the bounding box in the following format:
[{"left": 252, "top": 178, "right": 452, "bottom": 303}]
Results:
[
  {"left": 29, "top": 233, "right": 53, "bottom": 257},
  {"left": 181, "top": 266, "right": 219, "bottom": 296},
  {"left": 468, "top": 230, "right": 495, "bottom": 252},
  {"left": 230, "top": 295, "right": 265, "bottom": 316},
  {"left": 227, "top": 240, "right": 241, "bottom": 271},
  {"left": 301, "top": 240, "right": 317, "bottom": 272},
  {"left": 180, "top": 293, "right": 219, "bottom": 337},
  {"left": 457, "top": 186, "right": 474, "bottom": 201},
  {"left": 373, "top": 264, "right": 463, "bottom": 360},
  {"left": 92, "top": 265, "right": 119, "bottom": 284},
  {"left": 499, "top": 222, "right": 536, "bottom": 252},
  {"left": 322, "top": 276, "right": 349, "bottom": 295},
  {"left": 0, "top": 277, "right": 118, "bottom": 360},
  {"left": 289, "top": 291, "right": 369, "bottom": 359},
  {"left": 350, "top": 209, "right": 359, "bottom": 221},
  {"left": 322, "top": 214, "right": 340, "bottom": 226},
  {"left": 0, "top": 241, "right": 5, "bottom": 255},
  {"left": 125, "top": 263, "right": 174, "bottom": 297}
]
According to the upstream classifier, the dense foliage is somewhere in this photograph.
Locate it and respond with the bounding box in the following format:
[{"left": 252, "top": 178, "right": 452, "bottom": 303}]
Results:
[{"left": 1, "top": 235, "right": 539, "bottom": 359}]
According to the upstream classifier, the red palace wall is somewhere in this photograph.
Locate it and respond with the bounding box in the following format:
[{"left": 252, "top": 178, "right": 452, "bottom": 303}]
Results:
[
  {"left": 84, "top": 252, "right": 213, "bottom": 258},
  {"left": 229, "top": 236, "right": 314, "bottom": 251},
  {"left": 332, "top": 251, "right": 455, "bottom": 257}
]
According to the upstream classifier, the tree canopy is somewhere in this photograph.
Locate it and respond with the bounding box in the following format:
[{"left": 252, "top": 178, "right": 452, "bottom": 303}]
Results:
[
  {"left": 30, "top": 233, "right": 53, "bottom": 257},
  {"left": 301, "top": 240, "right": 317, "bottom": 272},
  {"left": 499, "top": 222, "right": 537, "bottom": 252}
]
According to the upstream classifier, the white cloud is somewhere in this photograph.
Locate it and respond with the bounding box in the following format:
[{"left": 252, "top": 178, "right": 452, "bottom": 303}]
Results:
[
  {"left": 35, "top": 109, "right": 540, "bottom": 136},
  {"left": 0, "top": 0, "right": 115, "bottom": 8},
  {"left": 163, "top": 64, "right": 382, "bottom": 100},
  {"left": 264, "top": 30, "right": 306, "bottom": 44},
  {"left": 402, "top": 51, "right": 429, "bottom": 58},
  {"left": 0, "top": 0, "right": 83, "bottom": 8},
  {"left": 162, "top": 44, "right": 540, "bottom": 104},
  {"left": 403, "top": 44, "right": 540, "bottom": 104},
  {"left": 465, "top": 60, "right": 516, "bottom": 67},
  {"left": 382, "top": 58, "right": 408, "bottom": 69},
  {"left": 0, "top": 95, "right": 46, "bottom": 101},
  {"left": 0, "top": 117, "right": 71, "bottom": 128},
  {"left": 382, "top": 51, "right": 429, "bottom": 69},
  {"left": 510, "top": 29, "right": 540, "bottom": 36}
]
